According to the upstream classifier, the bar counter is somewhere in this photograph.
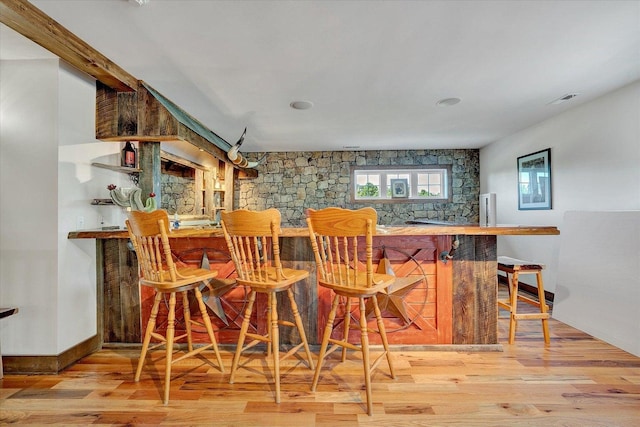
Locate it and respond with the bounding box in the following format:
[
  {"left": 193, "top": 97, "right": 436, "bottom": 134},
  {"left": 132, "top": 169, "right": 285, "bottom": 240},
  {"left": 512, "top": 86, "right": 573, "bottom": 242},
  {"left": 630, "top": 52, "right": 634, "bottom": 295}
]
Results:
[
  {"left": 69, "top": 223, "right": 559, "bottom": 348},
  {"left": 69, "top": 223, "right": 560, "bottom": 239}
]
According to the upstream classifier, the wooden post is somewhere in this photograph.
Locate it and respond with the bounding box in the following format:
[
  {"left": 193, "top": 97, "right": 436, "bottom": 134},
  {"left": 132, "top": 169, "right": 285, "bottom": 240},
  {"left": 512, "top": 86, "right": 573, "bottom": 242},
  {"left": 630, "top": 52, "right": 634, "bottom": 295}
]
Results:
[{"left": 138, "top": 142, "right": 161, "bottom": 207}]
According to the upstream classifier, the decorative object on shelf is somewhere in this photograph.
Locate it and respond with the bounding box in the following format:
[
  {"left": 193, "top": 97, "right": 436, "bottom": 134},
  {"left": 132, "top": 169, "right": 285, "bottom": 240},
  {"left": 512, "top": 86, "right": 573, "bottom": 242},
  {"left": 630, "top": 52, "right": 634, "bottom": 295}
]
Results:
[
  {"left": 517, "top": 148, "right": 552, "bottom": 210},
  {"left": 108, "top": 185, "right": 156, "bottom": 212},
  {"left": 121, "top": 142, "right": 138, "bottom": 168},
  {"left": 391, "top": 178, "right": 409, "bottom": 198},
  {"left": 146, "top": 193, "right": 157, "bottom": 211}
]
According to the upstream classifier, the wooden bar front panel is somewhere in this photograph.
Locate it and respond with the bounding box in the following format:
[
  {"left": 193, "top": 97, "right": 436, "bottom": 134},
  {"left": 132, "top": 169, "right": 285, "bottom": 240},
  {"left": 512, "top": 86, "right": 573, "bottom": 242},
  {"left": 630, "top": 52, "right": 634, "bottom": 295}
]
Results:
[{"left": 98, "top": 234, "right": 464, "bottom": 345}]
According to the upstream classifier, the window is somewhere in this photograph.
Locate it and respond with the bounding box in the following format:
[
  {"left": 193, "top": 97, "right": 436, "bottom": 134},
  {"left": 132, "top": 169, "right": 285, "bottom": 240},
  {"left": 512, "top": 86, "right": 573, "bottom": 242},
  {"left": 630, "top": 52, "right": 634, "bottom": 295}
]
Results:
[{"left": 352, "top": 166, "right": 451, "bottom": 202}]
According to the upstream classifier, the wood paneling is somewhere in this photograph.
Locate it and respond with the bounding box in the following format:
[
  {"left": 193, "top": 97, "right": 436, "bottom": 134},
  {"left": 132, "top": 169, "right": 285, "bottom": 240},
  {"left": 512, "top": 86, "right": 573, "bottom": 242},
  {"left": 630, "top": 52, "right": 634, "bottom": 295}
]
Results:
[
  {"left": 100, "top": 239, "right": 140, "bottom": 343},
  {"left": 98, "top": 235, "right": 459, "bottom": 346},
  {"left": 452, "top": 235, "right": 497, "bottom": 344},
  {"left": 77, "top": 228, "right": 557, "bottom": 347}
]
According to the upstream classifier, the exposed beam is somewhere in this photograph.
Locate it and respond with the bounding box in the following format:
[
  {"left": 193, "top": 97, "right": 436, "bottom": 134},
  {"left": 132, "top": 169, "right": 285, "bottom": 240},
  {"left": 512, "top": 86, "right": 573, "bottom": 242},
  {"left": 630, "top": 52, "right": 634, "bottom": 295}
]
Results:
[
  {"left": 0, "top": 0, "right": 257, "bottom": 177},
  {"left": 0, "top": 0, "right": 137, "bottom": 92}
]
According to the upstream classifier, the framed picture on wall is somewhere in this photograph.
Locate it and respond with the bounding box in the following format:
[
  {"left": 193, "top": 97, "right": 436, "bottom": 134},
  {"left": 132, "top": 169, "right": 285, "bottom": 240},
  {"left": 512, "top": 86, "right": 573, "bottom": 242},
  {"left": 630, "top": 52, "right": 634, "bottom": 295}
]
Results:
[
  {"left": 517, "top": 148, "right": 552, "bottom": 210},
  {"left": 391, "top": 178, "right": 408, "bottom": 198}
]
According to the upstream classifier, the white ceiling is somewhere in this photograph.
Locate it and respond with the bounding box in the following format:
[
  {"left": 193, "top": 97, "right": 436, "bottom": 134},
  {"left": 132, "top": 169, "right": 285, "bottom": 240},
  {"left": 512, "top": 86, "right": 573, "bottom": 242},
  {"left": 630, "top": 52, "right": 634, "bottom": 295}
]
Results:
[{"left": 3, "top": 0, "right": 639, "bottom": 152}]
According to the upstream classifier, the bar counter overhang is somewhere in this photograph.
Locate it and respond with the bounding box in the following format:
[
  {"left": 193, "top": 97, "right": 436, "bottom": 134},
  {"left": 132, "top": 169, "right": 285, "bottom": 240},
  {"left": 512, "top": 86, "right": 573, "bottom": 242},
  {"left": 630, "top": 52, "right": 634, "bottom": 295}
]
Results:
[{"left": 68, "top": 223, "right": 559, "bottom": 349}]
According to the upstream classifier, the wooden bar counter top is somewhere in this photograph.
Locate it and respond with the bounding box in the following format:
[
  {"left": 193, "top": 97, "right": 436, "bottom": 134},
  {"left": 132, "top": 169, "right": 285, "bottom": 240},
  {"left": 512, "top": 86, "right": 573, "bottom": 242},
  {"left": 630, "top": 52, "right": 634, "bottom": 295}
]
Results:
[
  {"left": 69, "top": 223, "right": 558, "bottom": 349},
  {"left": 69, "top": 223, "right": 559, "bottom": 239}
]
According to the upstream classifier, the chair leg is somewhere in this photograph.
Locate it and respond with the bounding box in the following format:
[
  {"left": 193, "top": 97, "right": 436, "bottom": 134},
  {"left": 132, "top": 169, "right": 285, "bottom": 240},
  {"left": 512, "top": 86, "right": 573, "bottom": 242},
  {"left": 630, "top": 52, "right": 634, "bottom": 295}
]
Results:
[
  {"left": 266, "top": 293, "right": 273, "bottom": 359},
  {"left": 163, "top": 292, "right": 177, "bottom": 405},
  {"left": 536, "top": 271, "right": 551, "bottom": 345},
  {"left": 508, "top": 272, "right": 519, "bottom": 344},
  {"left": 358, "top": 298, "right": 373, "bottom": 416},
  {"left": 286, "top": 288, "right": 314, "bottom": 370},
  {"left": 135, "top": 291, "right": 162, "bottom": 382},
  {"left": 341, "top": 296, "right": 352, "bottom": 362},
  {"left": 229, "top": 290, "right": 256, "bottom": 384},
  {"left": 371, "top": 296, "right": 395, "bottom": 379},
  {"left": 269, "top": 292, "right": 281, "bottom": 404},
  {"left": 312, "top": 293, "right": 340, "bottom": 392},
  {"left": 194, "top": 286, "right": 225, "bottom": 372},
  {"left": 182, "top": 291, "right": 193, "bottom": 352}
]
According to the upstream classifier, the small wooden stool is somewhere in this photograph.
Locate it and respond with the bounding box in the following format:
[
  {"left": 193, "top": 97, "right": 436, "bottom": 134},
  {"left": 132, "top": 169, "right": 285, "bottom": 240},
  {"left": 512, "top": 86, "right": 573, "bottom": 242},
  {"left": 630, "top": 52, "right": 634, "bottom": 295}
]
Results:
[{"left": 497, "top": 257, "right": 550, "bottom": 344}]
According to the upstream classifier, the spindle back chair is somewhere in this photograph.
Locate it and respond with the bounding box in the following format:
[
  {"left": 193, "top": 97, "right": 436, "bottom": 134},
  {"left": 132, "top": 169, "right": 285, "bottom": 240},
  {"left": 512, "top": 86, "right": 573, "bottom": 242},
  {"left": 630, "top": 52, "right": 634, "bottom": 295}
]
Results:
[
  {"left": 306, "top": 207, "right": 396, "bottom": 416},
  {"left": 126, "top": 209, "right": 225, "bottom": 404},
  {"left": 221, "top": 208, "right": 314, "bottom": 403}
]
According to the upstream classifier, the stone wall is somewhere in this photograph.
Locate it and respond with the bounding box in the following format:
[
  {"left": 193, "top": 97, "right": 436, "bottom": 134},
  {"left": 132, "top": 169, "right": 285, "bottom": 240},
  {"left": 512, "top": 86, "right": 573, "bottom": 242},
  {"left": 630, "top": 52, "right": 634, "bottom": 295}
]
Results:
[
  {"left": 161, "top": 174, "right": 196, "bottom": 215},
  {"left": 237, "top": 149, "right": 480, "bottom": 227}
]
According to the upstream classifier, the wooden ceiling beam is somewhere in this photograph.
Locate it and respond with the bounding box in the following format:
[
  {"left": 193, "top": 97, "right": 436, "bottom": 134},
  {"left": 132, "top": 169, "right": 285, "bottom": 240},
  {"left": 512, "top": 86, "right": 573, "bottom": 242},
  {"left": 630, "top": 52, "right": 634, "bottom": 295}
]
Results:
[
  {"left": 0, "top": 0, "right": 137, "bottom": 92},
  {"left": 0, "top": 0, "right": 257, "bottom": 177}
]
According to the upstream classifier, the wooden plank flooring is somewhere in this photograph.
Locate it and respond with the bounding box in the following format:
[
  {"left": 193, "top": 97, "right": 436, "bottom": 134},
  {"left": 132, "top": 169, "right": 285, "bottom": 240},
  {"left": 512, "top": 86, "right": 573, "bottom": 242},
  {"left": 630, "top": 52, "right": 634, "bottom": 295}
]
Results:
[{"left": 2, "top": 290, "right": 640, "bottom": 426}]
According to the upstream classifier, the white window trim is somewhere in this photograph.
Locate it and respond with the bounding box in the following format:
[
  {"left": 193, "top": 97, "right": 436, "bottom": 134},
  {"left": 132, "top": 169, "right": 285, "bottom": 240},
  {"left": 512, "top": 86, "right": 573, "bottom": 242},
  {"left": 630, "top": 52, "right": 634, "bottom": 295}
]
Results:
[{"left": 351, "top": 166, "right": 452, "bottom": 203}]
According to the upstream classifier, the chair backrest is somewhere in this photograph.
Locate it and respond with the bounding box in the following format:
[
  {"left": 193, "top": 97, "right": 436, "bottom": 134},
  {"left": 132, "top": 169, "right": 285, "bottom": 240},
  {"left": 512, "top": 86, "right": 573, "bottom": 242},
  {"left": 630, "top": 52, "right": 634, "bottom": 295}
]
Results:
[
  {"left": 306, "top": 207, "right": 377, "bottom": 288},
  {"left": 220, "top": 208, "right": 284, "bottom": 283},
  {"left": 126, "top": 209, "right": 178, "bottom": 283}
]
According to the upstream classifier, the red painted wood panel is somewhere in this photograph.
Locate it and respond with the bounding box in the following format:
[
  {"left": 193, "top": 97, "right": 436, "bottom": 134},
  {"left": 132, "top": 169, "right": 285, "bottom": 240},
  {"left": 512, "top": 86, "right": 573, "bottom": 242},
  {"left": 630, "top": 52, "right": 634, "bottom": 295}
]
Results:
[{"left": 117, "top": 235, "right": 454, "bottom": 346}]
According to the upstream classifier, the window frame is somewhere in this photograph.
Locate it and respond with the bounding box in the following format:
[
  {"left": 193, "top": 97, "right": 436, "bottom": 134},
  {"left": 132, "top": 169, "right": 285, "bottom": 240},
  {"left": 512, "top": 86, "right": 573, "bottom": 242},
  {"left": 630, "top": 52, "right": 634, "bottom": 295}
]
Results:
[{"left": 351, "top": 165, "right": 452, "bottom": 203}]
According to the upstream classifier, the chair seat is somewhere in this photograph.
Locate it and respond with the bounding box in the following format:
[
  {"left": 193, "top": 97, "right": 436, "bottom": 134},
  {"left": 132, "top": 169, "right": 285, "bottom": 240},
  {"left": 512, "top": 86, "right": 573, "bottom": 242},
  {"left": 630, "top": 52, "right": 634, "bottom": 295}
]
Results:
[
  {"left": 236, "top": 267, "right": 309, "bottom": 292},
  {"left": 140, "top": 267, "right": 218, "bottom": 292},
  {"left": 318, "top": 272, "right": 395, "bottom": 297},
  {"left": 498, "top": 256, "right": 544, "bottom": 270}
]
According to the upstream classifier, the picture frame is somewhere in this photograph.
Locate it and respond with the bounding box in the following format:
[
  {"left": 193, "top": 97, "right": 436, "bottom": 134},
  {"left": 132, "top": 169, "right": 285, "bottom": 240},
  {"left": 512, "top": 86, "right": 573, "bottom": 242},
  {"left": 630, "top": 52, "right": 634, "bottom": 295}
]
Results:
[
  {"left": 390, "top": 178, "right": 408, "bottom": 198},
  {"left": 517, "top": 148, "right": 552, "bottom": 210}
]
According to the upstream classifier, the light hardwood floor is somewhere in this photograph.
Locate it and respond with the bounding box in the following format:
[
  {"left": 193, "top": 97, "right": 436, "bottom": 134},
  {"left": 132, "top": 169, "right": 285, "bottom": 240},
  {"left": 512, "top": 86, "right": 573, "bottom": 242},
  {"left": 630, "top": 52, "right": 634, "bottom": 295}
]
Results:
[{"left": 2, "top": 290, "right": 639, "bottom": 426}]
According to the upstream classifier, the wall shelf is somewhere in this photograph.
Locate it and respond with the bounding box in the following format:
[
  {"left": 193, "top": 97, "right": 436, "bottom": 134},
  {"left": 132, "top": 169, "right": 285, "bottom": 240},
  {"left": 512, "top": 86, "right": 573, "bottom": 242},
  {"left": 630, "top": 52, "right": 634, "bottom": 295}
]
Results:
[
  {"left": 92, "top": 162, "right": 142, "bottom": 174},
  {"left": 91, "top": 198, "right": 115, "bottom": 206},
  {"left": 92, "top": 162, "right": 141, "bottom": 185}
]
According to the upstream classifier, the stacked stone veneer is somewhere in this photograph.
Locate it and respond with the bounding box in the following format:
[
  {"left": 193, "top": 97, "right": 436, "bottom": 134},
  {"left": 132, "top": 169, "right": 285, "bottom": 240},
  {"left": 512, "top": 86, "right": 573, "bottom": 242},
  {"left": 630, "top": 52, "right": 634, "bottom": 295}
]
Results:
[
  {"left": 237, "top": 149, "right": 480, "bottom": 227},
  {"left": 161, "top": 174, "right": 196, "bottom": 215}
]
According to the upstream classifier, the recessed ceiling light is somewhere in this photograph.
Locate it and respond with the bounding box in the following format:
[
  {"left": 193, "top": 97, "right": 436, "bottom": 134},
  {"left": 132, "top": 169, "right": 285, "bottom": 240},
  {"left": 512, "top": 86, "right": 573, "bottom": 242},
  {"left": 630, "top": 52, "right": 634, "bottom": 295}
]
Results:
[
  {"left": 548, "top": 93, "right": 580, "bottom": 105},
  {"left": 290, "top": 100, "right": 314, "bottom": 110},
  {"left": 436, "top": 97, "right": 461, "bottom": 107}
]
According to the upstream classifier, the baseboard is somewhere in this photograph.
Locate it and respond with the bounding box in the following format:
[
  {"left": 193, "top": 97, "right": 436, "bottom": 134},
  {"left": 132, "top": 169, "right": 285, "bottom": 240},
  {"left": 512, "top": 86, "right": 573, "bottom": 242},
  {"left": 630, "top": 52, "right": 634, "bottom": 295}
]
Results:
[
  {"left": 498, "top": 274, "right": 554, "bottom": 305},
  {"left": 3, "top": 334, "right": 101, "bottom": 375}
]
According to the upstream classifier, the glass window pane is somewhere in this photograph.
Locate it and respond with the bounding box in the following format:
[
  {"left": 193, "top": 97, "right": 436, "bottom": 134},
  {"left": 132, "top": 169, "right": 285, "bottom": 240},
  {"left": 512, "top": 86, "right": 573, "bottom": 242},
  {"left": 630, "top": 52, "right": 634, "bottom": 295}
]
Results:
[
  {"left": 355, "top": 172, "right": 381, "bottom": 198},
  {"left": 354, "top": 168, "right": 447, "bottom": 200}
]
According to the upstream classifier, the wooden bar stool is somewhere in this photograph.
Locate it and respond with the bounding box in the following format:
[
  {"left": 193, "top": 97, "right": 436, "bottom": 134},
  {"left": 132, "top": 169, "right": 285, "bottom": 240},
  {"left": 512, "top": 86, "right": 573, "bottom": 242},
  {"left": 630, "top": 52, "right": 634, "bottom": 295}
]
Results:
[
  {"left": 221, "top": 208, "right": 314, "bottom": 404},
  {"left": 497, "top": 256, "right": 550, "bottom": 344},
  {"left": 126, "top": 210, "right": 225, "bottom": 404},
  {"left": 306, "top": 207, "right": 396, "bottom": 416}
]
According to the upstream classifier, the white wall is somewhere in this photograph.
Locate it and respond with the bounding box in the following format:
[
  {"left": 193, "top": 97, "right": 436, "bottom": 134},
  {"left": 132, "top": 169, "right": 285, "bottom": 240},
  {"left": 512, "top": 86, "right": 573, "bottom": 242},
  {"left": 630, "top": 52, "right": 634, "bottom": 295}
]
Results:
[
  {"left": 480, "top": 80, "right": 640, "bottom": 293},
  {"left": 57, "top": 62, "right": 130, "bottom": 353},
  {"left": 1, "top": 59, "right": 59, "bottom": 354},
  {"left": 1, "top": 58, "right": 127, "bottom": 356},
  {"left": 553, "top": 211, "right": 639, "bottom": 357}
]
